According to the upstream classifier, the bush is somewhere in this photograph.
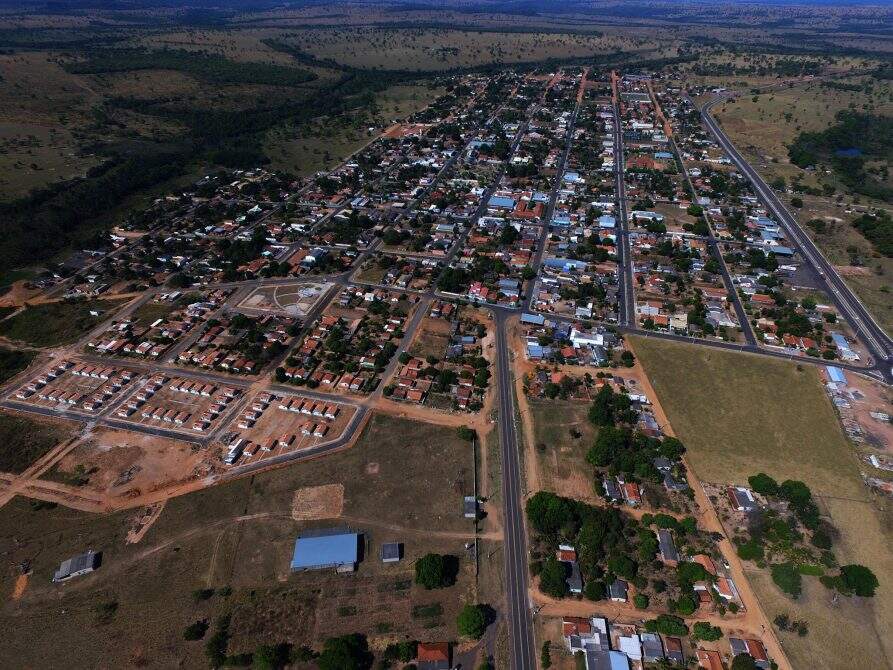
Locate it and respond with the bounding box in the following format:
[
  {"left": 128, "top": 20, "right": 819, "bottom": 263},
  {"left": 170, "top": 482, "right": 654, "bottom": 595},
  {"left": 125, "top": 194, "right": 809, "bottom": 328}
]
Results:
[
  {"left": 736, "top": 538, "right": 764, "bottom": 562},
  {"left": 541, "top": 642, "right": 552, "bottom": 669},
  {"left": 771, "top": 562, "right": 802, "bottom": 598},
  {"left": 634, "top": 593, "right": 650, "bottom": 609},
  {"left": 183, "top": 620, "right": 209, "bottom": 641},
  {"left": 317, "top": 634, "right": 373, "bottom": 670},
  {"left": 584, "top": 580, "right": 606, "bottom": 601},
  {"left": 810, "top": 529, "right": 832, "bottom": 550},
  {"left": 539, "top": 557, "right": 569, "bottom": 598},
  {"left": 731, "top": 654, "right": 759, "bottom": 670}
]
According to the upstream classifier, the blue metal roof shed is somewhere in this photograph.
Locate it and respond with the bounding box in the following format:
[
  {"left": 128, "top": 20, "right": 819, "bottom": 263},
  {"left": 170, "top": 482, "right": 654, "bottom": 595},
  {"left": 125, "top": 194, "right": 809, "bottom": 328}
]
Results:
[{"left": 290, "top": 529, "right": 359, "bottom": 573}]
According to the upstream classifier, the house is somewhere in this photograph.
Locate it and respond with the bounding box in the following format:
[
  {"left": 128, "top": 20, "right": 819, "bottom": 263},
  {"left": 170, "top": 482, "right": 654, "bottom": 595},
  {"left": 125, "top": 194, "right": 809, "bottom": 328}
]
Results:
[
  {"left": 53, "top": 550, "right": 101, "bottom": 582},
  {"left": 379, "top": 542, "right": 402, "bottom": 563},
  {"left": 464, "top": 496, "right": 479, "bottom": 519},
  {"left": 727, "top": 486, "right": 758, "bottom": 512},
  {"left": 416, "top": 642, "right": 450, "bottom": 670},
  {"left": 618, "top": 634, "right": 642, "bottom": 661},
  {"left": 290, "top": 528, "right": 360, "bottom": 573},
  {"left": 696, "top": 649, "right": 724, "bottom": 670},
  {"left": 729, "top": 638, "right": 770, "bottom": 669},
  {"left": 640, "top": 632, "right": 664, "bottom": 662},
  {"left": 558, "top": 544, "right": 583, "bottom": 594},
  {"left": 609, "top": 579, "right": 628, "bottom": 602},
  {"left": 658, "top": 529, "right": 679, "bottom": 565},
  {"left": 664, "top": 636, "right": 685, "bottom": 664},
  {"left": 603, "top": 478, "right": 621, "bottom": 502}
]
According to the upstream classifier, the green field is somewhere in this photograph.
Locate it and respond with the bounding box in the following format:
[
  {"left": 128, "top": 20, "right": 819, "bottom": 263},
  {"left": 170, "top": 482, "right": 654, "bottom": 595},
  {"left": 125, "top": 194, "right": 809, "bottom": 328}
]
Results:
[
  {"left": 0, "top": 413, "right": 481, "bottom": 667},
  {"left": 0, "top": 299, "right": 121, "bottom": 347},
  {"left": 633, "top": 336, "right": 893, "bottom": 670}
]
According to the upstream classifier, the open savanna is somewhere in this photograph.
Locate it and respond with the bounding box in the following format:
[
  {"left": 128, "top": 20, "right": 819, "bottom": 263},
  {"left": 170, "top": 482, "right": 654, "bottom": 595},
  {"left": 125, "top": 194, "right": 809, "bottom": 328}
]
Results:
[
  {"left": 633, "top": 336, "right": 893, "bottom": 670},
  {"left": 265, "top": 83, "right": 445, "bottom": 176},
  {"left": 0, "top": 413, "right": 481, "bottom": 667},
  {"left": 278, "top": 27, "right": 667, "bottom": 71}
]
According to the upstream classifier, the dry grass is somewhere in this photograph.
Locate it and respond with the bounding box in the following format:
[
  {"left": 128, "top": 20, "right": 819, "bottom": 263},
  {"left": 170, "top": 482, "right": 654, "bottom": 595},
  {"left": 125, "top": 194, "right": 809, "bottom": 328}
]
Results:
[
  {"left": 633, "top": 335, "right": 893, "bottom": 670},
  {"left": 290, "top": 483, "right": 344, "bottom": 520},
  {"left": 528, "top": 398, "right": 598, "bottom": 501}
]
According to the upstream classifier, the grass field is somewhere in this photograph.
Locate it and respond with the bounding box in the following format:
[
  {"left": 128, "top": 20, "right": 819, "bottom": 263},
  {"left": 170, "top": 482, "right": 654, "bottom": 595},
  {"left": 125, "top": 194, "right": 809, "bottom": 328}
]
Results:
[
  {"left": 0, "top": 412, "right": 76, "bottom": 473},
  {"left": 0, "top": 299, "right": 121, "bottom": 347},
  {"left": 0, "top": 413, "right": 480, "bottom": 667},
  {"left": 528, "top": 398, "right": 598, "bottom": 500},
  {"left": 632, "top": 336, "right": 893, "bottom": 670}
]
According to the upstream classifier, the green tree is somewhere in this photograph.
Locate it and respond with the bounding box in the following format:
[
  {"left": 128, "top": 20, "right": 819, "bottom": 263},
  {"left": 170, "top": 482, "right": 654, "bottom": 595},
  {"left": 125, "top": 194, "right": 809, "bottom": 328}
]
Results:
[
  {"left": 634, "top": 593, "right": 650, "bottom": 609},
  {"left": 457, "top": 603, "right": 488, "bottom": 639},
  {"left": 415, "top": 553, "right": 456, "bottom": 590},
  {"left": 839, "top": 564, "right": 879, "bottom": 597},
  {"left": 317, "top": 634, "right": 374, "bottom": 670},
  {"left": 748, "top": 473, "right": 778, "bottom": 496},
  {"left": 541, "top": 642, "right": 552, "bottom": 669},
  {"left": 253, "top": 643, "right": 291, "bottom": 670},
  {"left": 539, "top": 557, "right": 569, "bottom": 598},
  {"left": 692, "top": 622, "right": 723, "bottom": 641},
  {"left": 644, "top": 614, "right": 688, "bottom": 636},
  {"left": 731, "top": 654, "right": 759, "bottom": 670},
  {"left": 771, "top": 562, "right": 802, "bottom": 598}
]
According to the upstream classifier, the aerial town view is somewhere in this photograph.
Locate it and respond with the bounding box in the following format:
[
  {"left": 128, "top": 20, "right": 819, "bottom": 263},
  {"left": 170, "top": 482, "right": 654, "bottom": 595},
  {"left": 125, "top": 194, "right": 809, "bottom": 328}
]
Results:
[{"left": 0, "top": 0, "right": 890, "bottom": 669}]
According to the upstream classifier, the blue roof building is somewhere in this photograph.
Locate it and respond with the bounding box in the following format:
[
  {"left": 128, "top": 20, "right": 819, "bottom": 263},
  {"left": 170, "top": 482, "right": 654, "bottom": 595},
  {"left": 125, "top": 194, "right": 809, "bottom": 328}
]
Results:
[
  {"left": 488, "top": 195, "right": 516, "bottom": 209},
  {"left": 290, "top": 528, "right": 360, "bottom": 573}
]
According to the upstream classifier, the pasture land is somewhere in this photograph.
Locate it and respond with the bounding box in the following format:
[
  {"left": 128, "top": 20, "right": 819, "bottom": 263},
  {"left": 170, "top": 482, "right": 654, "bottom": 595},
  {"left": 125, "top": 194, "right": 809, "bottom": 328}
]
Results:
[
  {"left": 0, "top": 298, "right": 123, "bottom": 347},
  {"left": 633, "top": 336, "right": 893, "bottom": 670}
]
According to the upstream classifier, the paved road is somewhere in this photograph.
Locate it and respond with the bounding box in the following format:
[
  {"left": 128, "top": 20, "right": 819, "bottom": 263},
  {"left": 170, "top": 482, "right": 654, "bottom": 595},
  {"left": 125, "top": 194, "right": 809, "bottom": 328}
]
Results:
[
  {"left": 612, "top": 80, "right": 636, "bottom": 327},
  {"left": 493, "top": 310, "right": 535, "bottom": 670},
  {"left": 700, "top": 94, "right": 893, "bottom": 382}
]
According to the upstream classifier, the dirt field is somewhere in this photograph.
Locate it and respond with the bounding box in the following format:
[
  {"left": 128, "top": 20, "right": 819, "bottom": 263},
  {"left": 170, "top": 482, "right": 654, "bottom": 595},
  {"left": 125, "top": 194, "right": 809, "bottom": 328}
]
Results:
[
  {"left": 408, "top": 316, "right": 452, "bottom": 360},
  {"left": 632, "top": 336, "right": 893, "bottom": 670},
  {"left": 42, "top": 426, "right": 207, "bottom": 496},
  {"left": 291, "top": 483, "right": 344, "bottom": 520},
  {"left": 0, "top": 412, "right": 483, "bottom": 667}
]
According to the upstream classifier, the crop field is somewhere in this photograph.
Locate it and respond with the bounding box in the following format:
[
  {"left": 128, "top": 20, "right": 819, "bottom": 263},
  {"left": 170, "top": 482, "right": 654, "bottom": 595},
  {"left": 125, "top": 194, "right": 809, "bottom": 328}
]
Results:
[
  {"left": 632, "top": 336, "right": 893, "bottom": 670},
  {"left": 0, "top": 413, "right": 481, "bottom": 667}
]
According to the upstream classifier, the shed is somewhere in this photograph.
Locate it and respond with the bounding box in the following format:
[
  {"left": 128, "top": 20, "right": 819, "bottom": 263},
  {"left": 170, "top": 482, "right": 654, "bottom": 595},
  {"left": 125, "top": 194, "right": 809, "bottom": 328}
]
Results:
[
  {"left": 379, "top": 542, "right": 402, "bottom": 563},
  {"left": 290, "top": 528, "right": 359, "bottom": 573},
  {"left": 53, "top": 550, "right": 101, "bottom": 582}
]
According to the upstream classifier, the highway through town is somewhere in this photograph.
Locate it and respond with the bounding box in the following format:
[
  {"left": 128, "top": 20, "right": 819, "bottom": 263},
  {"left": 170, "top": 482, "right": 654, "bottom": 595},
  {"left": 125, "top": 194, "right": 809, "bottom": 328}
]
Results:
[{"left": 700, "top": 94, "right": 893, "bottom": 382}]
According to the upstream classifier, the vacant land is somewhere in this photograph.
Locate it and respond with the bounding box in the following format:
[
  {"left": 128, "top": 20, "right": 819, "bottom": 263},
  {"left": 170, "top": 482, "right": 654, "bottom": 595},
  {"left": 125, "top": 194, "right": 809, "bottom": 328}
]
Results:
[
  {"left": 528, "top": 398, "right": 598, "bottom": 501},
  {"left": 408, "top": 317, "right": 452, "bottom": 360},
  {"left": 633, "top": 336, "right": 893, "bottom": 670},
  {"left": 0, "top": 346, "right": 35, "bottom": 383},
  {"left": 0, "top": 412, "right": 77, "bottom": 474},
  {"left": 0, "top": 299, "right": 121, "bottom": 347},
  {"left": 0, "top": 413, "right": 480, "bottom": 667}
]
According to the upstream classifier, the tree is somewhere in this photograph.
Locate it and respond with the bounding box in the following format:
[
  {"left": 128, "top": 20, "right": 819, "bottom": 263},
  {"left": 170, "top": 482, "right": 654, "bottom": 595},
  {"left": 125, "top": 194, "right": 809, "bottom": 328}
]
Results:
[
  {"left": 634, "top": 593, "right": 650, "bottom": 609},
  {"left": 253, "top": 643, "right": 291, "bottom": 670},
  {"left": 731, "top": 654, "right": 759, "bottom": 670},
  {"left": 692, "top": 622, "right": 723, "bottom": 641},
  {"left": 539, "top": 557, "right": 569, "bottom": 598},
  {"left": 748, "top": 472, "right": 778, "bottom": 496},
  {"left": 620, "top": 350, "right": 635, "bottom": 367},
  {"left": 584, "top": 580, "right": 606, "bottom": 601},
  {"left": 771, "top": 562, "right": 802, "bottom": 598},
  {"left": 541, "top": 641, "right": 552, "bottom": 669},
  {"left": 183, "top": 620, "right": 209, "bottom": 641},
  {"left": 839, "top": 564, "right": 879, "bottom": 597},
  {"left": 608, "top": 555, "right": 637, "bottom": 580},
  {"left": 317, "top": 634, "right": 374, "bottom": 670},
  {"left": 644, "top": 614, "right": 688, "bottom": 636},
  {"left": 415, "top": 553, "right": 456, "bottom": 590},
  {"left": 456, "top": 426, "right": 475, "bottom": 441},
  {"left": 457, "top": 603, "right": 487, "bottom": 639}
]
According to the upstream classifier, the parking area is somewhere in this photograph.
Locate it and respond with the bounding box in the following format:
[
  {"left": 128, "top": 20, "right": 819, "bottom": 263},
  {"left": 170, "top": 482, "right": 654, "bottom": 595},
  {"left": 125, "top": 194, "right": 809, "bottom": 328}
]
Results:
[{"left": 219, "top": 391, "right": 356, "bottom": 466}]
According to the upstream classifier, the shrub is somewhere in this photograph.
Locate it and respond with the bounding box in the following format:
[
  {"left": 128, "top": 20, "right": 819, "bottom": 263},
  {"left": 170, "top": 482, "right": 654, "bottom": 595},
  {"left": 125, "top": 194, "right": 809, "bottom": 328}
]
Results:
[
  {"left": 644, "top": 614, "right": 688, "bottom": 636},
  {"left": 415, "top": 553, "right": 457, "bottom": 589},
  {"left": 748, "top": 473, "right": 778, "bottom": 496},
  {"left": 539, "top": 557, "right": 569, "bottom": 598},
  {"left": 183, "top": 620, "right": 209, "bottom": 641},
  {"left": 839, "top": 564, "right": 879, "bottom": 597},
  {"left": 457, "top": 604, "right": 487, "bottom": 639},
  {"left": 584, "top": 580, "right": 606, "bottom": 601},
  {"left": 736, "top": 539, "right": 765, "bottom": 562},
  {"left": 634, "top": 593, "right": 650, "bottom": 609}
]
